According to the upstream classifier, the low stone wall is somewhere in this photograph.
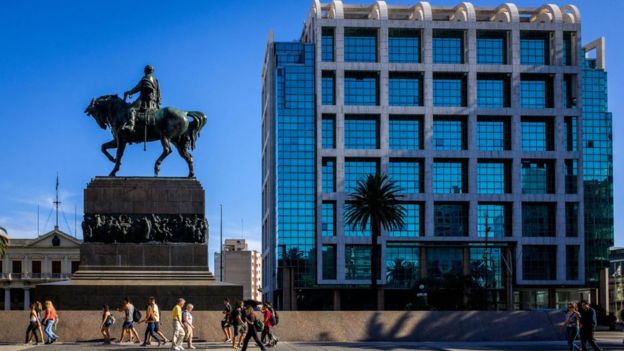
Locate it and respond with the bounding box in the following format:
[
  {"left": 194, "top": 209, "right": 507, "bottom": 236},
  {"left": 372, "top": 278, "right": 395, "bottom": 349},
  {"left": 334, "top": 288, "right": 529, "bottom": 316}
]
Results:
[{"left": 0, "top": 310, "right": 565, "bottom": 343}]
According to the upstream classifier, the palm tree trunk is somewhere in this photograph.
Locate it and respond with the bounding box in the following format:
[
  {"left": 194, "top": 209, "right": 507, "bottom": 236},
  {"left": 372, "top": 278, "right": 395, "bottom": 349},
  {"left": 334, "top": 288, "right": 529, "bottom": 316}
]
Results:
[{"left": 371, "top": 219, "right": 381, "bottom": 310}]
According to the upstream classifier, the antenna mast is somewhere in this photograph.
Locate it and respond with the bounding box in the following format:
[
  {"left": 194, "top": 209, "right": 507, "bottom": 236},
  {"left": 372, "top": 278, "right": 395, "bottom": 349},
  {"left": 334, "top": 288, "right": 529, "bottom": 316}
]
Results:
[{"left": 53, "top": 173, "right": 61, "bottom": 230}]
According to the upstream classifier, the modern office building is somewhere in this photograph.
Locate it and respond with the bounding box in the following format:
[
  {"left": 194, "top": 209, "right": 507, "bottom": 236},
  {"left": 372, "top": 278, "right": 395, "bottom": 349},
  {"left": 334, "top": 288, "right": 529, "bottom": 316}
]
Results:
[
  {"left": 0, "top": 227, "right": 81, "bottom": 310},
  {"left": 215, "top": 239, "right": 263, "bottom": 301},
  {"left": 608, "top": 247, "right": 624, "bottom": 317},
  {"left": 261, "top": 1, "right": 612, "bottom": 310}
]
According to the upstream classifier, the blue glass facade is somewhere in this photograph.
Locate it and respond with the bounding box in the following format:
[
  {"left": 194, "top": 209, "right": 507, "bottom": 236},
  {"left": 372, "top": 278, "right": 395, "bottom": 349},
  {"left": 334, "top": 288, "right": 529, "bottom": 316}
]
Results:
[
  {"left": 521, "top": 160, "right": 554, "bottom": 194},
  {"left": 322, "top": 115, "right": 335, "bottom": 149},
  {"left": 344, "top": 116, "right": 378, "bottom": 149},
  {"left": 389, "top": 73, "right": 421, "bottom": 106},
  {"left": 322, "top": 158, "right": 335, "bottom": 193},
  {"left": 433, "top": 76, "right": 465, "bottom": 107},
  {"left": 433, "top": 161, "right": 466, "bottom": 194},
  {"left": 522, "top": 203, "right": 555, "bottom": 237},
  {"left": 433, "top": 30, "right": 463, "bottom": 63},
  {"left": 477, "top": 161, "right": 509, "bottom": 194},
  {"left": 322, "top": 202, "right": 336, "bottom": 237},
  {"left": 477, "top": 117, "right": 509, "bottom": 151},
  {"left": 389, "top": 117, "right": 422, "bottom": 150},
  {"left": 388, "top": 160, "right": 422, "bottom": 193},
  {"left": 389, "top": 29, "right": 420, "bottom": 63},
  {"left": 344, "top": 72, "right": 378, "bottom": 106},
  {"left": 582, "top": 54, "right": 613, "bottom": 284},
  {"left": 271, "top": 43, "right": 316, "bottom": 289},
  {"left": 477, "top": 31, "right": 507, "bottom": 64},
  {"left": 321, "top": 71, "right": 335, "bottom": 105},
  {"left": 345, "top": 245, "right": 371, "bottom": 279},
  {"left": 344, "top": 28, "right": 377, "bottom": 62},
  {"left": 520, "top": 32, "right": 549, "bottom": 65},
  {"left": 477, "top": 78, "right": 507, "bottom": 108},
  {"left": 389, "top": 203, "right": 422, "bottom": 237},
  {"left": 386, "top": 244, "right": 420, "bottom": 288},
  {"left": 477, "top": 204, "right": 509, "bottom": 238},
  {"left": 521, "top": 118, "right": 553, "bottom": 151},
  {"left": 344, "top": 159, "right": 378, "bottom": 193},
  {"left": 520, "top": 79, "right": 549, "bottom": 108},
  {"left": 322, "top": 27, "right": 334, "bottom": 62},
  {"left": 433, "top": 117, "right": 466, "bottom": 150}
]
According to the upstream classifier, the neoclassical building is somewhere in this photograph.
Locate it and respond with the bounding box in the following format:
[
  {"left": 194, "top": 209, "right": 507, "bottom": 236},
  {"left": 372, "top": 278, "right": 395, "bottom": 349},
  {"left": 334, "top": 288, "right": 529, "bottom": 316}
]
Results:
[{"left": 0, "top": 227, "right": 81, "bottom": 310}]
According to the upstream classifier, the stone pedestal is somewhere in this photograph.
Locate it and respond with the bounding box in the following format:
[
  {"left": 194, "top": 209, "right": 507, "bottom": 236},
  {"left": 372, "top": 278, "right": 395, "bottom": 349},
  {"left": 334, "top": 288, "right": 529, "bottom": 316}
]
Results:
[{"left": 35, "top": 177, "right": 241, "bottom": 310}]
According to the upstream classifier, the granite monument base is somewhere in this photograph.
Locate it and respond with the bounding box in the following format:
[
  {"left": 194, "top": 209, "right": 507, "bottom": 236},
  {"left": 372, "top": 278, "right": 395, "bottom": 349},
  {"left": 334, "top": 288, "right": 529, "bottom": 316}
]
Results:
[{"left": 34, "top": 177, "right": 242, "bottom": 310}]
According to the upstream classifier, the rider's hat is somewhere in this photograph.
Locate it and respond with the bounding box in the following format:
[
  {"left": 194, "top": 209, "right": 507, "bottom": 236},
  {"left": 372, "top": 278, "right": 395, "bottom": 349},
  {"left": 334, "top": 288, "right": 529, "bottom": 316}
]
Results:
[{"left": 144, "top": 64, "right": 154, "bottom": 73}]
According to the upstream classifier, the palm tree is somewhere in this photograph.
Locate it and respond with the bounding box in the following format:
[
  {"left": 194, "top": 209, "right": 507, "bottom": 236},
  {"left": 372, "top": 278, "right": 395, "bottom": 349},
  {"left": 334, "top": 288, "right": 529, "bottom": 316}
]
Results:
[
  {"left": 345, "top": 173, "right": 405, "bottom": 310},
  {"left": 0, "top": 226, "right": 8, "bottom": 258}
]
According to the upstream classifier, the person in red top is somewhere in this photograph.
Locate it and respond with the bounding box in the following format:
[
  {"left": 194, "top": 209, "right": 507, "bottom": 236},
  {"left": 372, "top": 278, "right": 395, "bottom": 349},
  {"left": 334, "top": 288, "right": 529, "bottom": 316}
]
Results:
[
  {"left": 260, "top": 304, "right": 277, "bottom": 347},
  {"left": 43, "top": 300, "right": 59, "bottom": 344}
]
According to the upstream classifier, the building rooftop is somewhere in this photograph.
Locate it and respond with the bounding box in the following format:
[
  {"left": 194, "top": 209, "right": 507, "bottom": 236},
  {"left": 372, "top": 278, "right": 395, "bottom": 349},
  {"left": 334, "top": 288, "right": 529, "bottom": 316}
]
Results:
[{"left": 307, "top": 1, "right": 581, "bottom": 23}]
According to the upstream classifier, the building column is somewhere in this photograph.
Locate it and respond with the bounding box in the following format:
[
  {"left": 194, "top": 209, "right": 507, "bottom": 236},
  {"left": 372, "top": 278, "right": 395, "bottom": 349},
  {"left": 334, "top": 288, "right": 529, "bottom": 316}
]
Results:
[
  {"left": 23, "top": 288, "right": 30, "bottom": 311},
  {"left": 3, "top": 288, "right": 10, "bottom": 311},
  {"left": 333, "top": 289, "right": 341, "bottom": 311}
]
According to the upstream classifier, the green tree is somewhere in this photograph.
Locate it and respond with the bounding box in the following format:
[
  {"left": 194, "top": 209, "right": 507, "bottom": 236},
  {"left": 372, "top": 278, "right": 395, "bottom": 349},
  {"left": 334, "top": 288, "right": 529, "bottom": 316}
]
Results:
[{"left": 345, "top": 173, "right": 405, "bottom": 310}]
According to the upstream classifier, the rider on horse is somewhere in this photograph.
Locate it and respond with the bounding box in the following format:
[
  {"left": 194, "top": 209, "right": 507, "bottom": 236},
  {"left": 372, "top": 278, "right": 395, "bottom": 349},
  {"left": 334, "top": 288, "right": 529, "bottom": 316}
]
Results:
[{"left": 123, "top": 64, "right": 161, "bottom": 132}]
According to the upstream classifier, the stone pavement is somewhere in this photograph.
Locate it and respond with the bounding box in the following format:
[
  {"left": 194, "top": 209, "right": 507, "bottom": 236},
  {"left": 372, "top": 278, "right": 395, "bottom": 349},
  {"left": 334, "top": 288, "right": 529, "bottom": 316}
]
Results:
[{"left": 0, "top": 333, "right": 623, "bottom": 351}]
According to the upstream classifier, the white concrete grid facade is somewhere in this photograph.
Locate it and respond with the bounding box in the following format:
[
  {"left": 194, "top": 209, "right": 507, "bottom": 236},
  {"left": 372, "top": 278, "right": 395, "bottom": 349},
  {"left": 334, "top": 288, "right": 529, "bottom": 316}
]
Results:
[{"left": 303, "top": 2, "right": 585, "bottom": 288}]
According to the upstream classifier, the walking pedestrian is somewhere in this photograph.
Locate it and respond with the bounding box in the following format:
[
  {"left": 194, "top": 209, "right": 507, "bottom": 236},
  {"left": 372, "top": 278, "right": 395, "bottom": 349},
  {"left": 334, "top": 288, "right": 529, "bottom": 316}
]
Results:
[
  {"left": 34, "top": 301, "right": 45, "bottom": 344},
  {"left": 561, "top": 302, "right": 581, "bottom": 351},
  {"left": 231, "top": 300, "right": 246, "bottom": 349},
  {"left": 579, "top": 301, "right": 603, "bottom": 351},
  {"left": 100, "top": 304, "right": 114, "bottom": 344},
  {"left": 25, "top": 303, "right": 40, "bottom": 345},
  {"left": 141, "top": 297, "right": 163, "bottom": 347},
  {"left": 221, "top": 297, "right": 233, "bottom": 343},
  {"left": 260, "top": 303, "right": 276, "bottom": 347},
  {"left": 183, "top": 303, "right": 196, "bottom": 349},
  {"left": 42, "top": 300, "right": 58, "bottom": 344},
  {"left": 151, "top": 297, "right": 170, "bottom": 344},
  {"left": 240, "top": 305, "right": 267, "bottom": 351},
  {"left": 118, "top": 297, "right": 141, "bottom": 343},
  {"left": 171, "top": 298, "right": 186, "bottom": 351}
]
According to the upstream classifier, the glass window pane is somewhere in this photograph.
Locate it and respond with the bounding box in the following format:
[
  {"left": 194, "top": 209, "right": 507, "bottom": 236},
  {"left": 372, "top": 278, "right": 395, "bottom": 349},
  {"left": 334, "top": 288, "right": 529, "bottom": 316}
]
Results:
[
  {"left": 477, "top": 117, "right": 509, "bottom": 151},
  {"left": 434, "top": 203, "right": 469, "bottom": 237},
  {"left": 427, "top": 247, "right": 463, "bottom": 278},
  {"left": 386, "top": 244, "right": 420, "bottom": 288},
  {"left": 433, "top": 161, "right": 466, "bottom": 194},
  {"left": 322, "top": 115, "right": 335, "bottom": 149},
  {"left": 389, "top": 29, "right": 420, "bottom": 63},
  {"left": 477, "top": 31, "right": 506, "bottom": 64},
  {"left": 521, "top": 118, "right": 553, "bottom": 151},
  {"left": 389, "top": 203, "right": 422, "bottom": 237},
  {"left": 522, "top": 245, "right": 557, "bottom": 280},
  {"left": 389, "top": 73, "right": 421, "bottom": 106},
  {"left": 322, "top": 244, "right": 337, "bottom": 280},
  {"left": 322, "top": 27, "right": 334, "bottom": 62},
  {"left": 389, "top": 117, "right": 422, "bottom": 150},
  {"left": 521, "top": 160, "right": 554, "bottom": 194},
  {"left": 345, "top": 245, "right": 371, "bottom": 279},
  {"left": 522, "top": 203, "right": 555, "bottom": 237},
  {"left": 477, "top": 162, "right": 509, "bottom": 194},
  {"left": 433, "top": 30, "right": 464, "bottom": 64},
  {"left": 344, "top": 28, "right": 377, "bottom": 62},
  {"left": 322, "top": 159, "right": 335, "bottom": 193},
  {"left": 477, "top": 204, "right": 509, "bottom": 238},
  {"left": 388, "top": 160, "right": 422, "bottom": 194},
  {"left": 520, "top": 79, "right": 547, "bottom": 108},
  {"left": 564, "top": 116, "right": 577, "bottom": 151},
  {"left": 344, "top": 116, "right": 378, "bottom": 149},
  {"left": 344, "top": 159, "right": 378, "bottom": 193},
  {"left": 566, "top": 245, "right": 579, "bottom": 280},
  {"left": 477, "top": 79, "right": 505, "bottom": 108},
  {"left": 566, "top": 202, "right": 579, "bottom": 237},
  {"left": 470, "top": 247, "right": 503, "bottom": 288},
  {"left": 433, "top": 78, "right": 464, "bottom": 107},
  {"left": 344, "top": 72, "right": 379, "bottom": 106},
  {"left": 322, "top": 202, "right": 335, "bottom": 237},
  {"left": 564, "top": 159, "right": 578, "bottom": 194},
  {"left": 433, "top": 117, "right": 466, "bottom": 150},
  {"left": 321, "top": 71, "right": 335, "bottom": 105}
]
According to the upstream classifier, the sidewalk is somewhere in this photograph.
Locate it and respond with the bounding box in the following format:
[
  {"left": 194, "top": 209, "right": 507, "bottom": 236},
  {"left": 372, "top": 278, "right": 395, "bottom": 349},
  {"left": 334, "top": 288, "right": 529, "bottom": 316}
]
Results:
[{"left": 1, "top": 336, "right": 623, "bottom": 351}]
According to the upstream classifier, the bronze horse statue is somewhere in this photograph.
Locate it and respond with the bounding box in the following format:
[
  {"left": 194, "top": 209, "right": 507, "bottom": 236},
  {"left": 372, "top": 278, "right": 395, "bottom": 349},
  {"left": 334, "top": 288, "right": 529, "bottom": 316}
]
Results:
[{"left": 85, "top": 95, "right": 206, "bottom": 177}]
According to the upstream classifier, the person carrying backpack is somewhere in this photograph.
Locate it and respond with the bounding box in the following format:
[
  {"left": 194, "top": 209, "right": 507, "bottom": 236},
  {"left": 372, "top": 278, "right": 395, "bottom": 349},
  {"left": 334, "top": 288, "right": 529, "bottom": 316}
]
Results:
[
  {"left": 260, "top": 303, "right": 278, "bottom": 347},
  {"left": 117, "top": 297, "right": 141, "bottom": 343}
]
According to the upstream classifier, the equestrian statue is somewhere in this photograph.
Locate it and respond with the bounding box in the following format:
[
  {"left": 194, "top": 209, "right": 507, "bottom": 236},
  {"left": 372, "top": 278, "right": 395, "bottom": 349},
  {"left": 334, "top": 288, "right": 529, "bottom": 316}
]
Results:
[{"left": 85, "top": 65, "right": 206, "bottom": 177}]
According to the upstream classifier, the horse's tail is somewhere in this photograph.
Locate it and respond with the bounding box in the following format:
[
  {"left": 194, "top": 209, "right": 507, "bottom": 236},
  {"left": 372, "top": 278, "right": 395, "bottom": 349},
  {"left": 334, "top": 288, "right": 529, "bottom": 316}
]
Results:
[{"left": 186, "top": 111, "right": 207, "bottom": 150}]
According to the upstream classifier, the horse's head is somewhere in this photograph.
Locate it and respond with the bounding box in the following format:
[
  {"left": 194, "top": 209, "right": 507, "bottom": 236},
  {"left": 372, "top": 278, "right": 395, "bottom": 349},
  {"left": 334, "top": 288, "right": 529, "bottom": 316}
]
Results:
[{"left": 85, "top": 94, "right": 125, "bottom": 130}]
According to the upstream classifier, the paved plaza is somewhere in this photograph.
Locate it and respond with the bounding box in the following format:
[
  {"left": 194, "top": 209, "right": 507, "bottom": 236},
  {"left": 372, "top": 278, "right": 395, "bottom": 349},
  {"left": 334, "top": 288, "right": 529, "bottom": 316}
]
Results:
[{"left": 1, "top": 332, "right": 623, "bottom": 351}]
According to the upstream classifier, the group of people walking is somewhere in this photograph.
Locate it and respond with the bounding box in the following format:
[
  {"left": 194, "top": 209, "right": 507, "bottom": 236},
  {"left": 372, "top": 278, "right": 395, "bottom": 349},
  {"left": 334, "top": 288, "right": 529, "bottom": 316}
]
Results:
[
  {"left": 25, "top": 300, "right": 59, "bottom": 344},
  {"left": 220, "top": 298, "right": 278, "bottom": 350},
  {"left": 100, "top": 296, "right": 196, "bottom": 350},
  {"left": 561, "top": 300, "right": 604, "bottom": 351}
]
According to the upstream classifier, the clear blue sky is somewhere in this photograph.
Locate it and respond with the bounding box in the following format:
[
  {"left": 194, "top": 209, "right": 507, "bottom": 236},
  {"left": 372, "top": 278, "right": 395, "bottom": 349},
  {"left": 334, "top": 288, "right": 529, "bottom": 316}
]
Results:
[{"left": 0, "top": 1, "right": 622, "bottom": 267}]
